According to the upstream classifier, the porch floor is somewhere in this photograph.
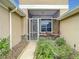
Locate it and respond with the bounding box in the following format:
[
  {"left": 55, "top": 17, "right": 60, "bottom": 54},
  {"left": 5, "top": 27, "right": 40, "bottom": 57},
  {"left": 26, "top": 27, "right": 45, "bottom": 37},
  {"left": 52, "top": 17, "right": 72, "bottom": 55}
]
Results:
[{"left": 18, "top": 41, "right": 37, "bottom": 59}]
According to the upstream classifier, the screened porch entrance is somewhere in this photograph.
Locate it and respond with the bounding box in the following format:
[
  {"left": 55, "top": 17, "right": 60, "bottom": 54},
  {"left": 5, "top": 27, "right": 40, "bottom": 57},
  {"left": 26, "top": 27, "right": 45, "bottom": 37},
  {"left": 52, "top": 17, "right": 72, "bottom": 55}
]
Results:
[
  {"left": 29, "top": 18, "right": 53, "bottom": 40},
  {"left": 28, "top": 9, "right": 60, "bottom": 40}
]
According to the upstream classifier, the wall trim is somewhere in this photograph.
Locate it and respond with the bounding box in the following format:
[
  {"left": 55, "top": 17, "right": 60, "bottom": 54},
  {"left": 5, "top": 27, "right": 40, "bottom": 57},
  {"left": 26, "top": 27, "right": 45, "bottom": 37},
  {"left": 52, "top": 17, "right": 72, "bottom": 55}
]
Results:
[{"left": 19, "top": 5, "right": 68, "bottom": 9}]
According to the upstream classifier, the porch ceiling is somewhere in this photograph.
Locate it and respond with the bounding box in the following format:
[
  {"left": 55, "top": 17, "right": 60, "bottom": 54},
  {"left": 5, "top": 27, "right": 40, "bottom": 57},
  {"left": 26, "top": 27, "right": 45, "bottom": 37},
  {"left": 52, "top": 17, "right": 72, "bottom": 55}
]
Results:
[{"left": 28, "top": 9, "right": 60, "bottom": 18}]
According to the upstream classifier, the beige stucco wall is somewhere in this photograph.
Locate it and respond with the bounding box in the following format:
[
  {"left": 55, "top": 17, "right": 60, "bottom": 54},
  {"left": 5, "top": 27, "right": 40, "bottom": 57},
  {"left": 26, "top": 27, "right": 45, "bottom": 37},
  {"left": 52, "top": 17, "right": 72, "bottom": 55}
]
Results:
[
  {"left": 21, "top": 9, "right": 28, "bottom": 35},
  {"left": 20, "top": 0, "right": 68, "bottom": 5},
  {"left": 12, "top": 13, "right": 23, "bottom": 47},
  {"left": 0, "top": 6, "right": 10, "bottom": 38},
  {"left": 60, "top": 13, "right": 79, "bottom": 51},
  {"left": 0, "top": 3, "right": 27, "bottom": 48}
]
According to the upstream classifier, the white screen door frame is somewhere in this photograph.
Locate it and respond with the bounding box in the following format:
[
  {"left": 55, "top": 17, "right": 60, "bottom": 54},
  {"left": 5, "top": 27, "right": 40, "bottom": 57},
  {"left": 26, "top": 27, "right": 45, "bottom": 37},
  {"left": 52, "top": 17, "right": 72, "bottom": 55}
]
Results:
[{"left": 29, "top": 18, "right": 39, "bottom": 40}]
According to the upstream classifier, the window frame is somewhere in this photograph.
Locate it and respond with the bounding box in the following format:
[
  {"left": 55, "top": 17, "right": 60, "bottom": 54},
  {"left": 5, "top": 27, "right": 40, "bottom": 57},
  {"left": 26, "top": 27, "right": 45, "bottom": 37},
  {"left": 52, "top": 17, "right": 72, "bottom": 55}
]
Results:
[{"left": 40, "top": 19, "right": 53, "bottom": 33}]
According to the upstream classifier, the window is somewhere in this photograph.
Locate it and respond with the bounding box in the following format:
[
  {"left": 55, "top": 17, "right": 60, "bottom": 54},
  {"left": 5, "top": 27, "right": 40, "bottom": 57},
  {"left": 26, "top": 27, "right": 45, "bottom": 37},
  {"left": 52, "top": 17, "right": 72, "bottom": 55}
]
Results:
[{"left": 40, "top": 19, "right": 52, "bottom": 32}]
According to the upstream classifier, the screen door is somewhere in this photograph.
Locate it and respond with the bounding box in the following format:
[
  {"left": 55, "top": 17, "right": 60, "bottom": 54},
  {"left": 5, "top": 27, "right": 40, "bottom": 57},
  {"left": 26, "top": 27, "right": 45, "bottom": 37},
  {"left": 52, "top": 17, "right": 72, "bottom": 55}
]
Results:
[{"left": 29, "top": 18, "right": 39, "bottom": 40}]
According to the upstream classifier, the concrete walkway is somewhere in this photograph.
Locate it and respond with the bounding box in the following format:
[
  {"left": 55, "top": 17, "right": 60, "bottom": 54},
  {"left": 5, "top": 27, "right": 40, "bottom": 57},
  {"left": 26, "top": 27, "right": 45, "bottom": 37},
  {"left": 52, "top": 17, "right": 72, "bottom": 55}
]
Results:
[{"left": 18, "top": 41, "right": 37, "bottom": 59}]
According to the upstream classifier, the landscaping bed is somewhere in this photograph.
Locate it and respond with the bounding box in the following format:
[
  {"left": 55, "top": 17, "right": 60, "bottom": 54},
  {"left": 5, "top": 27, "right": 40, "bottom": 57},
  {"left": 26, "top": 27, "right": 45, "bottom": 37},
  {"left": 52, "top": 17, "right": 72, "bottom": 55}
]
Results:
[
  {"left": 0, "top": 37, "right": 10, "bottom": 59},
  {"left": 34, "top": 37, "right": 79, "bottom": 59},
  {"left": 6, "top": 39, "right": 28, "bottom": 59},
  {"left": 0, "top": 37, "right": 29, "bottom": 59}
]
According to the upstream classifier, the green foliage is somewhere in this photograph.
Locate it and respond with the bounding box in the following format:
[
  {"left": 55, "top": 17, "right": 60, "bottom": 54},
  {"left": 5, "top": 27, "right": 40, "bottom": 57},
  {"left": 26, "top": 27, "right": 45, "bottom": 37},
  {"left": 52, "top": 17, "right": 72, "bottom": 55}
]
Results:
[
  {"left": 35, "top": 37, "right": 75, "bottom": 59},
  {"left": 0, "top": 37, "right": 10, "bottom": 57},
  {"left": 57, "top": 45, "right": 73, "bottom": 59},
  {"left": 55, "top": 37, "right": 73, "bottom": 59},
  {"left": 74, "top": 53, "right": 79, "bottom": 59},
  {"left": 55, "top": 37, "right": 65, "bottom": 46},
  {"left": 35, "top": 40, "right": 55, "bottom": 59}
]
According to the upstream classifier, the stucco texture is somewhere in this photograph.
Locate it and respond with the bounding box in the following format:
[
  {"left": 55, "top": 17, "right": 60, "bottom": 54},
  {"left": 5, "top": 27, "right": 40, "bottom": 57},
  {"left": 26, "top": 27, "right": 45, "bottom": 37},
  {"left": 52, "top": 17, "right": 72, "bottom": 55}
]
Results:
[
  {"left": 0, "top": 6, "right": 10, "bottom": 38},
  {"left": 12, "top": 13, "right": 23, "bottom": 47},
  {"left": 21, "top": 9, "right": 28, "bottom": 35},
  {"left": 60, "top": 13, "right": 79, "bottom": 51}
]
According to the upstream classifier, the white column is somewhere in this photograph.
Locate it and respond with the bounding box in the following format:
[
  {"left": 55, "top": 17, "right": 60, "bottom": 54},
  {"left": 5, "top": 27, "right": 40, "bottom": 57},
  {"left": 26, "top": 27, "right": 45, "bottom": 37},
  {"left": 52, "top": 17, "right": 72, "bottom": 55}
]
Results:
[
  {"left": 29, "top": 18, "right": 31, "bottom": 40},
  {"left": 37, "top": 18, "right": 39, "bottom": 40}
]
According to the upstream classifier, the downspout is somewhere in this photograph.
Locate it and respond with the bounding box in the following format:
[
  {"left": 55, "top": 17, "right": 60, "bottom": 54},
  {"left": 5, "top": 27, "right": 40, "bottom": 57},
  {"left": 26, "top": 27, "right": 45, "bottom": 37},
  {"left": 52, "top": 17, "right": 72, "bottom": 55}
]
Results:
[{"left": 9, "top": 8, "right": 17, "bottom": 50}]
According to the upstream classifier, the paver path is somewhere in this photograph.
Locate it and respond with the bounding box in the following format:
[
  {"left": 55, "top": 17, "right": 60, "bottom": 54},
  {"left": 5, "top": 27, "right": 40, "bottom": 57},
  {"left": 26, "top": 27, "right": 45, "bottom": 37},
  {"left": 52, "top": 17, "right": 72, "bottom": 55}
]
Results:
[{"left": 18, "top": 41, "right": 37, "bottom": 59}]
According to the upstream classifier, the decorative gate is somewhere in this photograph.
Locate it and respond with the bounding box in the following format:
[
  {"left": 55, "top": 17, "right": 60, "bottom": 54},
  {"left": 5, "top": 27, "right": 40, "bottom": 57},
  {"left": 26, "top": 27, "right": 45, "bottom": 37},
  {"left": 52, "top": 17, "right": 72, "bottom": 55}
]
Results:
[{"left": 29, "top": 18, "right": 39, "bottom": 40}]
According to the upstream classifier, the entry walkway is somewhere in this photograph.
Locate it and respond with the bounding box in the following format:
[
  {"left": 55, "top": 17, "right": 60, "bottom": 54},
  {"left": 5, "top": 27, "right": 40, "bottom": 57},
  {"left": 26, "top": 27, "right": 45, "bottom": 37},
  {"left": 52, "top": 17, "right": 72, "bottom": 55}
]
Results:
[{"left": 18, "top": 41, "right": 37, "bottom": 59}]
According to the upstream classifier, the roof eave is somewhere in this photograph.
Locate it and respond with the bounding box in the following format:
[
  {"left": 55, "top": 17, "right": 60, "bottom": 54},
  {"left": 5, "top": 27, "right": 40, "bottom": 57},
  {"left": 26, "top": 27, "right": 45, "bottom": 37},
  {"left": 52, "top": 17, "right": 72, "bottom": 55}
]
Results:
[
  {"left": 0, "top": 0, "right": 26, "bottom": 17},
  {"left": 58, "top": 6, "right": 79, "bottom": 20}
]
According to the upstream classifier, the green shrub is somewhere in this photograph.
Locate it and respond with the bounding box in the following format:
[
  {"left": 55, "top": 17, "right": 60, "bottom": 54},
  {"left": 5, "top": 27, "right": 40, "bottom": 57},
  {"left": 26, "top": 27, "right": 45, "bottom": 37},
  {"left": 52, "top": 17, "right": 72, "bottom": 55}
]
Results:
[
  {"left": 74, "top": 53, "right": 79, "bottom": 59},
  {"left": 55, "top": 37, "right": 73, "bottom": 59},
  {"left": 35, "top": 37, "right": 79, "bottom": 59},
  {"left": 35, "top": 40, "right": 55, "bottom": 59},
  {"left": 0, "top": 37, "right": 10, "bottom": 57},
  {"left": 55, "top": 37, "right": 65, "bottom": 46},
  {"left": 57, "top": 45, "right": 73, "bottom": 59}
]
